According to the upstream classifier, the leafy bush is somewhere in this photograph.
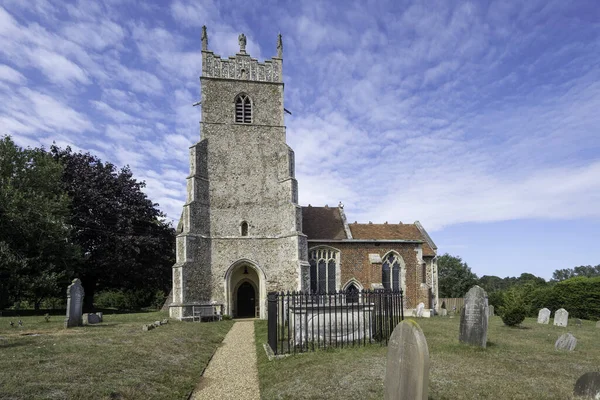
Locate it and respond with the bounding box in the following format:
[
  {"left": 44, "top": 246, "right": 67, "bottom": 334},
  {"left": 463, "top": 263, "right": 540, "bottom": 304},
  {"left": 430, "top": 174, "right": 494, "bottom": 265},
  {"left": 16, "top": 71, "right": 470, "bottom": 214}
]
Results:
[{"left": 500, "top": 290, "right": 527, "bottom": 326}]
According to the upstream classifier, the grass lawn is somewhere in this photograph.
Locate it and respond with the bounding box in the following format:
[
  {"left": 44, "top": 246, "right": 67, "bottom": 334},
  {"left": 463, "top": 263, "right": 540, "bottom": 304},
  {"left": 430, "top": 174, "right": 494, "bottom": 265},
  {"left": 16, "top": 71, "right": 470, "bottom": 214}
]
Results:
[
  {"left": 0, "top": 311, "right": 233, "bottom": 399},
  {"left": 255, "top": 316, "right": 600, "bottom": 399}
]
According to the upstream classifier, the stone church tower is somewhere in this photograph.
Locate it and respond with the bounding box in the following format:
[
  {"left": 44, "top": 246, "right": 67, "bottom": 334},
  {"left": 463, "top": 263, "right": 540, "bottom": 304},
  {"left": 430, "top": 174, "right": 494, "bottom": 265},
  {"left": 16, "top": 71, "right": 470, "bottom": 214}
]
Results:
[{"left": 170, "top": 28, "right": 309, "bottom": 320}]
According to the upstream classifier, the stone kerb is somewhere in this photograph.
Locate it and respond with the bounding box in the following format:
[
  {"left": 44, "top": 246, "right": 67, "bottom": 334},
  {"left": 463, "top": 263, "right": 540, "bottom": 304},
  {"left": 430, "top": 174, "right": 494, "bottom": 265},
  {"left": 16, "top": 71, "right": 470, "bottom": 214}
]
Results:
[
  {"left": 537, "top": 308, "right": 551, "bottom": 324},
  {"left": 459, "top": 285, "right": 488, "bottom": 348},
  {"left": 384, "top": 320, "right": 429, "bottom": 400},
  {"left": 554, "top": 308, "right": 569, "bottom": 327},
  {"left": 64, "top": 278, "right": 84, "bottom": 328}
]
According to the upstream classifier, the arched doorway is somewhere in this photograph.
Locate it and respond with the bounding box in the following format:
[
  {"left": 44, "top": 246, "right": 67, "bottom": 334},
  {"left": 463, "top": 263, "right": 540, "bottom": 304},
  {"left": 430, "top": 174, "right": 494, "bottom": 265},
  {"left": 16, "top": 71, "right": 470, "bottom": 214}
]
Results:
[{"left": 236, "top": 282, "right": 255, "bottom": 318}]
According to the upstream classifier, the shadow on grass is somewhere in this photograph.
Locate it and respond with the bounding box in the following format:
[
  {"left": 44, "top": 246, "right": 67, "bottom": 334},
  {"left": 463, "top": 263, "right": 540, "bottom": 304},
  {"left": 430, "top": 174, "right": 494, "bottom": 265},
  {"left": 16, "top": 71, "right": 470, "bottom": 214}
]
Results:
[
  {"left": 0, "top": 308, "right": 159, "bottom": 317},
  {"left": 0, "top": 338, "right": 36, "bottom": 348}
]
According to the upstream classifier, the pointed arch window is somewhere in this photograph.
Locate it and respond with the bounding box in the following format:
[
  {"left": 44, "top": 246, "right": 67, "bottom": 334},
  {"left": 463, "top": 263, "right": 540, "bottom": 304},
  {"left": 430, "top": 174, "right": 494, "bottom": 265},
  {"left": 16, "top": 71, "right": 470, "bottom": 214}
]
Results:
[
  {"left": 382, "top": 253, "right": 402, "bottom": 291},
  {"left": 309, "top": 247, "right": 338, "bottom": 293},
  {"left": 345, "top": 283, "right": 360, "bottom": 303},
  {"left": 235, "top": 94, "right": 252, "bottom": 123}
]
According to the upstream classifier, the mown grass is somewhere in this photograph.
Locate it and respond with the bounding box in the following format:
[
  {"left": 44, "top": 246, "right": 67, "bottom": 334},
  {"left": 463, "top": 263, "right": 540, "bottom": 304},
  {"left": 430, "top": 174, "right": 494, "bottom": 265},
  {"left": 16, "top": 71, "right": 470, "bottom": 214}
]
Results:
[
  {"left": 0, "top": 311, "right": 234, "bottom": 399},
  {"left": 255, "top": 316, "right": 600, "bottom": 399}
]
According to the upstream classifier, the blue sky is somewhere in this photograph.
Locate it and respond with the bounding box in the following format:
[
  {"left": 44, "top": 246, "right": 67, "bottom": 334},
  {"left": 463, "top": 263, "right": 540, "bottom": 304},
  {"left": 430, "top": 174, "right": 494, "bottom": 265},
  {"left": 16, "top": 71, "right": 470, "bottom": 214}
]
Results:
[{"left": 1, "top": 0, "right": 599, "bottom": 280}]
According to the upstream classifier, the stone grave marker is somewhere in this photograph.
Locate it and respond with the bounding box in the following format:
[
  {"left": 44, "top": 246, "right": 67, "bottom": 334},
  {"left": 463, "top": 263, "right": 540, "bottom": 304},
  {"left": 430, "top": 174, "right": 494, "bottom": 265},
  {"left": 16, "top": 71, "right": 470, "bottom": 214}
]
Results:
[
  {"left": 64, "top": 278, "right": 84, "bottom": 328},
  {"left": 96, "top": 312, "right": 103, "bottom": 322},
  {"left": 573, "top": 372, "right": 600, "bottom": 399},
  {"left": 440, "top": 309, "right": 447, "bottom": 317},
  {"left": 416, "top": 303, "right": 425, "bottom": 318},
  {"left": 488, "top": 305, "right": 494, "bottom": 318},
  {"left": 83, "top": 313, "right": 101, "bottom": 325},
  {"left": 555, "top": 333, "right": 577, "bottom": 351},
  {"left": 575, "top": 319, "right": 582, "bottom": 327},
  {"left": 537, "top": 308, "right": 551, "bottom": 324},
  {"left": 459, "top": 285, "right": 488, "bottom": 348},
  {"left": 384, "top": 320, "right": 429, "bottom": 400},
  {"left": 554, "top": 308, "right": 569, "bottom": 327},
  {"left": 596, "top": 321, "right": 600, "bottom": 329}
]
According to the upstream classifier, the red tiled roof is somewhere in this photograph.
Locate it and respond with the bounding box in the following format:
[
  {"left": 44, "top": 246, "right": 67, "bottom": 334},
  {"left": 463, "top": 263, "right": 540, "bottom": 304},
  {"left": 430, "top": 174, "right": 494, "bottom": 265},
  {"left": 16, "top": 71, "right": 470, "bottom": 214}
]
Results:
[
  {"left": 350, "top": 223, "right": 436, "bottom": 256},
  {"left": 301, "top": 206, "right": 347, "bottom": 240}
]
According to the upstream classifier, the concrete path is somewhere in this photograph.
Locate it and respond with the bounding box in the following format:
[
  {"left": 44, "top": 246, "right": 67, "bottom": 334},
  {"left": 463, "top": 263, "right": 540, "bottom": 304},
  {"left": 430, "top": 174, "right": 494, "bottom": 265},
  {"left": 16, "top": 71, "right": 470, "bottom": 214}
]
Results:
[{"left": 191, "top": 320, "right": 260, "bottom": 400}]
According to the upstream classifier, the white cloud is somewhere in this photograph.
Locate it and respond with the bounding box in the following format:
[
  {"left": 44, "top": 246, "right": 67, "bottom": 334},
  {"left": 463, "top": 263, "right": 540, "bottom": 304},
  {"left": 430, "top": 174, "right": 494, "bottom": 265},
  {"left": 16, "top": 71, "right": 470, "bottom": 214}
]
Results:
[{"left": 0, "top": 64, "right": 26, "bottom": 84}]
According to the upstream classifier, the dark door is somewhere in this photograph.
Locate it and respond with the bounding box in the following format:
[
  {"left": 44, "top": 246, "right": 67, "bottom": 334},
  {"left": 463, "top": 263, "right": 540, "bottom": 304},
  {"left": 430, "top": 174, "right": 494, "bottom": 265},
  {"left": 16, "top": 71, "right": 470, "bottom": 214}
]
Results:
[{"left": 237, "top": 282, "right": 255, "bottom": 318}]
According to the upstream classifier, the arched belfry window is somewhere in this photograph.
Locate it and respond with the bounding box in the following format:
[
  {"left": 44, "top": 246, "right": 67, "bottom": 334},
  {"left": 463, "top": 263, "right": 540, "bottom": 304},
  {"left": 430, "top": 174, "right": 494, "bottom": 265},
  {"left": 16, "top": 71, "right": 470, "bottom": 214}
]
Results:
[
  {"left": 309, "top": 247, "right": 339, "bottom": 293},
  {"left": 235, "top": 94, "right": 252, "bottom": 123},
  {"left": 240, "top": 221, "right": 248, "bottom": 236},
  {"left": 382, "top": 253, "right": 403, "bottom": 291}
]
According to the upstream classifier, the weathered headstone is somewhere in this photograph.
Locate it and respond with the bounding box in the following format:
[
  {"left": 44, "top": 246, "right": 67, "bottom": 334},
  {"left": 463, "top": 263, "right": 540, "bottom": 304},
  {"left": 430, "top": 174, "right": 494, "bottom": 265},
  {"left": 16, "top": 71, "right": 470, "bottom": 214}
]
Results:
[
  {"left": 440, "top": 309, "right": 447, "bottom": 317},
  {"left": 555, "top": 333, "right": 577, "bottom": 351},
  {"left": 96, "top": 312, "right": 103, "bottom": 322},
  {"left": 384, "top": 320, "right": 429, "bottom": 400},
  {"left": 64, "top": 278, "right": 84, "bottom": 328},
  {"left": 87, "top": 313, "right": 100, "bottom": 324},
  {"left": 416, "top": 303, "right": 425, "bottom": 318},
  {"left": 554, "top": 308, "right": 569, "bottom": 327},
  {"left": 537, "top": 308, "right": 551, "bottom": 324},
  {"left": 575, "top": 319, "right": 582, "bottom": 327},
  {"left": 573, "top": 372, "right": 600, "bottom": 398},
  {"left": 488, "top": 305, "right": 494, "bottom": 318},
  {"left": 596, "top": 321, "right": 600, "bottom": 329},
  {"left": 459, "top": 285, "right": 488, "bottom": 348}
]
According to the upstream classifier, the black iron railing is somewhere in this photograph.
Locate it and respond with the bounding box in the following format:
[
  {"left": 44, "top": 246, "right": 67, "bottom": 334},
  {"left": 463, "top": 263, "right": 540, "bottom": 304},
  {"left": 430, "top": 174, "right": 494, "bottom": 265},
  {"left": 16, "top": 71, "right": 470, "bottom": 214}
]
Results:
[{"left": 267, "top": 289, "right": 404, "bottom": 355}]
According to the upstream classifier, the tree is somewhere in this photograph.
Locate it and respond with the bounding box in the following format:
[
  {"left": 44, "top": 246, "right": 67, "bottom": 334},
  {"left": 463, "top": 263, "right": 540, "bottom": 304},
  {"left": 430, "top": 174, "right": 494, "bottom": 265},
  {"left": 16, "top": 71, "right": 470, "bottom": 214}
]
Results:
[
  {"left": 437, "top": 253, "right": 478, "bottom": 298},
  {"left": 552, "top": 265, "right": 600, "bottom": 282},
  {"left": 50, "top": 145, "right": 175, "bottom": 310},
  {"left": 0, "top": 136, "right": 80, "bottom": 309}
]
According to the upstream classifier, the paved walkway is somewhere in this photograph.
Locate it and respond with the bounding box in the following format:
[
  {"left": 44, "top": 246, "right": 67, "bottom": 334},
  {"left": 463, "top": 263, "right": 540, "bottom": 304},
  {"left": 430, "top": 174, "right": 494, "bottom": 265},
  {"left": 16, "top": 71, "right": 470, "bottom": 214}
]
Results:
[{"left": 191, "top": 320, "right": 260, "bottom": 400}]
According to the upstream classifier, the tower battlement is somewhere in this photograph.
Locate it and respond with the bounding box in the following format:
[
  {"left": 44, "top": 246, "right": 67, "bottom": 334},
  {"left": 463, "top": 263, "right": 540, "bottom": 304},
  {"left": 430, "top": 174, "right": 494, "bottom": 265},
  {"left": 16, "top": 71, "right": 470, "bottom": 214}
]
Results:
[{"left": 201, "top": 26, "right": 282, "bottom": 83}]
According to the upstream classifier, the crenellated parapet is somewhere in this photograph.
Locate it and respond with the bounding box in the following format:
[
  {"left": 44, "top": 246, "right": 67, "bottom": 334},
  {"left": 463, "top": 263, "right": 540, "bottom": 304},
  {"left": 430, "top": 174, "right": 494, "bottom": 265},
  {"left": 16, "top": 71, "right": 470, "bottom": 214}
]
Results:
[{"left": 201, "top": 26, "right": 282, "bottom": 83}]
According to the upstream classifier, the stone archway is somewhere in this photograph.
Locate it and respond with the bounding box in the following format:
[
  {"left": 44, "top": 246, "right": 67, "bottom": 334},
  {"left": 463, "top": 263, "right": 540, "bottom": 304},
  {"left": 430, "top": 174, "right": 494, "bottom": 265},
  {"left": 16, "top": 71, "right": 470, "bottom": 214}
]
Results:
[{"left": 224, "top": 260, "right": 266, "bottom": 319}]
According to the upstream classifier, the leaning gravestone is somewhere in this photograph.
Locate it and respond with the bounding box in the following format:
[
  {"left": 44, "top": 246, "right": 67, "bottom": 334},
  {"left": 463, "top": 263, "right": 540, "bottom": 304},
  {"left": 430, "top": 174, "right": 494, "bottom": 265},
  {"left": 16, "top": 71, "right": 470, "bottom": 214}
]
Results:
[
  {"left": 384, "top": 320, "right": 429, "bottom": 400},
  {"left": 573, "top": 372, "right": 600, "bottom": 399},
  {"left": 459, "top": 285, "right": 488, "bottom": 348},
  {"left": 64, "top": 278, "right": 85, "bottom": 328},
  {"left": 555, "top": 333, "right": 577, "bottom": 351},
  {"left": 554, "top": 308, "right": 569, "bottom": 327},
  {"left": 537, "top": 308, "right": 551, "bottom": 324},
  {"left": 416, "top": 303, "right": 425, "bottom": 318}
]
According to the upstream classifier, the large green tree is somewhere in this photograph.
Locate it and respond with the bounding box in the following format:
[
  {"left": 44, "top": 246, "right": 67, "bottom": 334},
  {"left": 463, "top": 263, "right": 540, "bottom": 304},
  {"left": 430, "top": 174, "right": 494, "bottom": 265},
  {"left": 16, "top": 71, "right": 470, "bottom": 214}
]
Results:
[
  {"left": 437, "top": 253, "right": 478, "bottom": 298},
  {"left": 0, "top": 136, "right": 80, "bottom": 309},
  {"left": 552, "top": 265, "right": 600, "bottom": 281},
  {"left": 50, "top": 146, "right": 175, "bottom": 310}
]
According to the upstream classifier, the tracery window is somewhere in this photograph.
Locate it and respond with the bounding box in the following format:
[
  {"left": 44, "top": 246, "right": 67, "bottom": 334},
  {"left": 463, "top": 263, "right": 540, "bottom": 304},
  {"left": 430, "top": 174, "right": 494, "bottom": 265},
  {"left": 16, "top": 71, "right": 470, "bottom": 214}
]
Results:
[
  {"left": 382, "top": 253, "right": 402, "bottom": 291},
  {"left": 235, "top": 94, "right": 252, "bottom": 123},
  {"left": 309, "top": 247, "right": 338, "bottom": 293}
]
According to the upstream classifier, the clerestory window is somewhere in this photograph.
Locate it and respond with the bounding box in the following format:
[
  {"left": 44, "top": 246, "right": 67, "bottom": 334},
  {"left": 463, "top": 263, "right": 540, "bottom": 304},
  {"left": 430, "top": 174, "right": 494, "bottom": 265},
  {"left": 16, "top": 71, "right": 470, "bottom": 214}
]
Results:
[{"left": 235, "top": 94, "right": 252, "bottom": 123}]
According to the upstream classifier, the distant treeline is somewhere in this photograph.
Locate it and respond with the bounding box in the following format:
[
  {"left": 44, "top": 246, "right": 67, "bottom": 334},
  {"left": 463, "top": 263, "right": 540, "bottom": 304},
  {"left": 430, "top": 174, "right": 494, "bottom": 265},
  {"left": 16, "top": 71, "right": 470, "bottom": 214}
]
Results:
[
  {"left": 438, "top": 254, "right": 600, "bottom": 320},
  {"left": 0, "top": 136, "right": 175, "bottom": 312}
]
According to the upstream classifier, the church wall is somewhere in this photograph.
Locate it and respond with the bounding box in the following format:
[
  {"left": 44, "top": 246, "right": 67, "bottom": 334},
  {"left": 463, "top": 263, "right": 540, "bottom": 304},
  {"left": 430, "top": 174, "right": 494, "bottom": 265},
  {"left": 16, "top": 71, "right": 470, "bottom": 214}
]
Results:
[{"left": 308, "top": 241, "right": 430, "bottom": 309}]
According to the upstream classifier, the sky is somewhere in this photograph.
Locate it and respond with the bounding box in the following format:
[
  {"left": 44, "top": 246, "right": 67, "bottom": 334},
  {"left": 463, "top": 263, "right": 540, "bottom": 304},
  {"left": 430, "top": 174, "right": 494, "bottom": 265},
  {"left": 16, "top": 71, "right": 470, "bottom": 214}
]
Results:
[{"left": 1, "top": 0, "right": 599, "bottom": 280}]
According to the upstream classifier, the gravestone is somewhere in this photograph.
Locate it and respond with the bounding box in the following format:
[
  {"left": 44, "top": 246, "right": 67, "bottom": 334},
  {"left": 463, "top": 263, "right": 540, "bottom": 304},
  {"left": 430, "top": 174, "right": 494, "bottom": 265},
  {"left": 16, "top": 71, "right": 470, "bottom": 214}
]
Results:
[
  {"left": 384, "top": 320, "right": 429, "bottom": 400},
  {"left": 555, "top": 333, "right": 577, "bottom": 351},
  {"left": 440, "top": 309, "right": 447, "bottom": 317},
  {"left": 573, "top": 372, "right": 600, "bottom": 398},
  {"left": 537, "top": 308, "right": 551, "bottom": 324},
  {"left": 96, "top": 312, "right": 103, "bottom": 322},
  {"left": 459, "top": 285, "right": 488, "bottom": 348},
  {"left": 64, "top": 278, "right": 85, "bottom": 328},
  {"left": 488, "top": 305, "right": 494, "bottom": 318},
  {"left": 554, "top": 308, "right": 569, "bottom": 327},
  {"left": 83, "top": 313, "right": 100, "bottom": 325},
  {"left": 575, "top": 319, "right": 582, "bottom": 327},
  {"left": 416, "top": 303, "right": 425, "bottom": 318},
  {"left": 596, "top": 321, "right": 600, "bottom": 329}
]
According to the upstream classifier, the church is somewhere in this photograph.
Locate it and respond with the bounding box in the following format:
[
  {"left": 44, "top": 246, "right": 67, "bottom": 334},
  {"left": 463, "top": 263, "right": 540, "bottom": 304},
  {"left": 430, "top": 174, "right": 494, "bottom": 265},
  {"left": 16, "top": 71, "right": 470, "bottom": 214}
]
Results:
[{"left": 169, "top": 28, "right": 439, "bottom": 320}]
